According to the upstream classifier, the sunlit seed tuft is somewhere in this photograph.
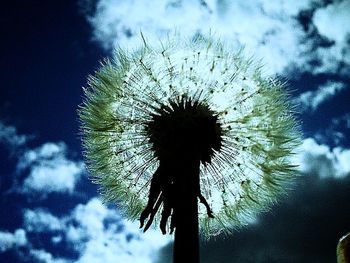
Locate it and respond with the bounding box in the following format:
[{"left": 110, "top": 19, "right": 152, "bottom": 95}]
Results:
[{"left": 79, "top": 35, "right": 302, "bottom": 237}]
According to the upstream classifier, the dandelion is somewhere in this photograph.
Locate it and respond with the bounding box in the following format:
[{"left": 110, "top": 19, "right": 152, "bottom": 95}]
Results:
[
  {"left": 337, "top": 232, "right": 350, "bottom": 263},
  {"left": 79, "top": 35, "right": 301, "bottom": 262}
]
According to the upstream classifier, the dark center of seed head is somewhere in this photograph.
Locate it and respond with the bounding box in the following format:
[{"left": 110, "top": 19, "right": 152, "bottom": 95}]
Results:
[{"left": 146, "top": 96, "right": 223, "bottom": 164}]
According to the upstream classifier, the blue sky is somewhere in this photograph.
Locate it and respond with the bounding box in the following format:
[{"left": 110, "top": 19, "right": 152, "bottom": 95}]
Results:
[{"left": 1, "top": 0, "right": 350, "bottom": 262}]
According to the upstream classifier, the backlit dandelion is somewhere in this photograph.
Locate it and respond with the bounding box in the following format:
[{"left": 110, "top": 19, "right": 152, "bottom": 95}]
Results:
[{"left": 79, "top": 35, "right": 301, "bottom": 261}]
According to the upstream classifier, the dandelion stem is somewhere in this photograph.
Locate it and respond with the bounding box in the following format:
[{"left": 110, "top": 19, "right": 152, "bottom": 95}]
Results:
[{"left": 171, "top": 158, "right": 200, "bottom": 263}]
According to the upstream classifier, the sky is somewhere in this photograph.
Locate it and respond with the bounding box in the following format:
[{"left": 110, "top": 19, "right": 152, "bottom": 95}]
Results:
[{"left": 0, "top": 0, "right": 349, "bottom": 262}]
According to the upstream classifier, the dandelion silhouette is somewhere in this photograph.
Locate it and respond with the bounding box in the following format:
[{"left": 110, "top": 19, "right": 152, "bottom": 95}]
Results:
[{"left": 79, "top": 35, "right": 301, "bottom": 262}]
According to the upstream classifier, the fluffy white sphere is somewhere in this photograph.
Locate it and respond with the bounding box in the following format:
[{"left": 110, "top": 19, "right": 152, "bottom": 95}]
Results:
[{"left": 79, "top": 35, "right": 301, "bottom": 237}]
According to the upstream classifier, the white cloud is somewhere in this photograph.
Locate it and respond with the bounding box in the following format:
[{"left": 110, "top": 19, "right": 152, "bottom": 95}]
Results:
[
  {"left": 66, "top": 198, "right": 110, "bottom": 247},
  {"left": 18, "top": 142, "right": 64, "bottom": 169},
  {"left": 0, "top": 123, "right": 84, "bottom": 196},
  {"left": 17, "top": 198, "right": 170, "bottom": 263},
  {"left": 29, "top": 249, "right": 69, "bottom": 263},
  {"left": 259, "top": 0, "right": 313, "bottom": 16},
  {"left": 84, "top": 0, "right": 308, "bottom": 75},
  {"left": 0, "top": 121, "right": 28, "bottom": 148},
  {"left": 0, "top": 229, "right": 27, "bottom": 252},
  {"left": 18, "top": 142, "right": 85, "bottom": 195},
  {"left": 83, "top": 0, "right": 350, "bottom": 76},
  {"left": 24, "top": 209, "right": 63, "bottom": 232},
  {"left": 294, "top": 81, "right": 347, "bottom": 112},
  {"left": 296, "top": 0, "right": 350, "bottom": 75},
  {"left": 66, "top": 198, "right": 170, "bottom": 263},
  {"left": 313, "top": 0, "right": 350, "bottom": 44},
  {"left": 51, "top": 235, "right": 63, "bottom": 244},
  {"left": 297, "top": 138, "right": 350, "bottom": 178}
]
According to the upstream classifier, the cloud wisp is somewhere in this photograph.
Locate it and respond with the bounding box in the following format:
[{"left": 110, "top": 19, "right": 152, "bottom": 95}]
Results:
[
  {"left": 29, "top": 249, "right": 67, "bottom": 263},
  {"left": 297, "top": 137, "right": 350, "bottom": 178},
  {"left": 294, "top": 81, "right": 347, "bottom": 113},
  {"left": 0, "top": 121, "right": 28, "bottom": 149},
  {"left": 16, "top": 142, "right": 85, "bottom": 195},
  {"left": 0, "top": 229, "right": 27, "bottom": 253},
  {"left": 24, "top": 209, "right": 63, "bottom": 233}
]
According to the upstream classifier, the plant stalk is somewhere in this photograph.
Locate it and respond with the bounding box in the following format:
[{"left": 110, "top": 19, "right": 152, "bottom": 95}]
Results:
[{"left": 173, "top": 159, "right": 200, "bottom": 263}]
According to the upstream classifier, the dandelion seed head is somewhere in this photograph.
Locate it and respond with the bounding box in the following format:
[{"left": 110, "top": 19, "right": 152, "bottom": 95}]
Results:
[{"left": 79, "top": 35, "right": 301, "bottom": 237}]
